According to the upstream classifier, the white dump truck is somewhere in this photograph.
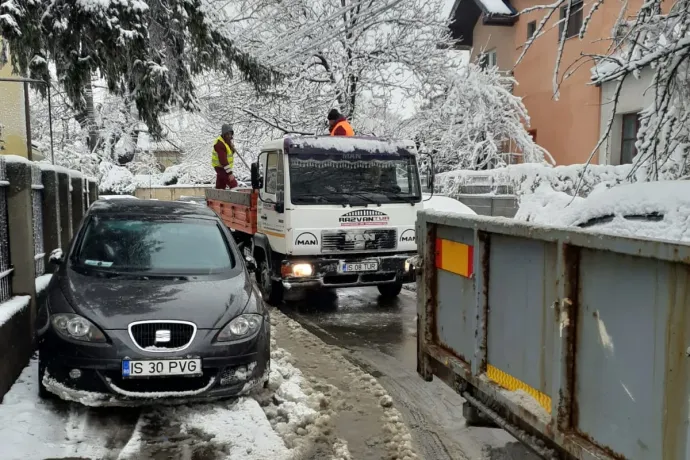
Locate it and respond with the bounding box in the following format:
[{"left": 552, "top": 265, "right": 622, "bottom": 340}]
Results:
[{"left": 207, "top": 136, "right": 432, "bottom": 304}]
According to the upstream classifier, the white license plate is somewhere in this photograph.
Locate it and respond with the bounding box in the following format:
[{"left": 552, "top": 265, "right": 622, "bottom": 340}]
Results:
[
  {"left": 340, "top": 261, "right": 378, "bottom": 273},
  {"left": 122, "top": 358, "right": 202, "bottom": 378}
]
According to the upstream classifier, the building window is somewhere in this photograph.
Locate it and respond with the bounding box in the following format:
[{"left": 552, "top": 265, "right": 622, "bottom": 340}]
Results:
[
  {"left": 527, "top": 21, "right": 537, "bottom": 40},
  {"left": 479, "top": 49, "right": 498, "bottom": 69},
  {"left": 559, "top": 0, "right": 583, "bottom": 40},
  {"left": 528, "top": 129, "right": 537, "bottom": 142},
  {"left": 620, "top": 113, "right": 639, "bottom": 165}
]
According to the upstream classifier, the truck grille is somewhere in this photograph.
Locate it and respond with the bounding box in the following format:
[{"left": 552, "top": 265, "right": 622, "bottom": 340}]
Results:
[
  {"left": 321, "top": 229, "right": 397, "bottom": 253},
  {"left": 128, "top": 321, "right": 196, "bottom": 352}
]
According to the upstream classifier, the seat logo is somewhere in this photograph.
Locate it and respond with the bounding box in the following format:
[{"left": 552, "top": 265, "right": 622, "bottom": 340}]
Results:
[
  {"left": 295, "top": 232, "right": 318, "bottom": 246},
  {"left": 155, "top": 330, "right": 171, "bottom": 343}
]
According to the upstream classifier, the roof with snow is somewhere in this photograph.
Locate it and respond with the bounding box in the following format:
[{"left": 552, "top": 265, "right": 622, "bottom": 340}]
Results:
[
  {"left": 263, "top": 136, "right": 418, "bottom": 156},
  {"left": 449, "top": 0, "right": 517, "bottom": 49}
]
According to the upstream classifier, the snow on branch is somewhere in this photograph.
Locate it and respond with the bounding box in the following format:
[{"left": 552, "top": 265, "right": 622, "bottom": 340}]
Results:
[{"left": 412, "top": 64, "right": 554, "bottom": 172}]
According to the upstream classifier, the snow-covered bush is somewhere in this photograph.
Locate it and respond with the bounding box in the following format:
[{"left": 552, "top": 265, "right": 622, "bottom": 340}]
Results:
[
  {"left": 413, "top": 64, "right": 554, "bottom": 171},
  {"left": 98, "top": 162, "right": 135, "bottom": 195}
]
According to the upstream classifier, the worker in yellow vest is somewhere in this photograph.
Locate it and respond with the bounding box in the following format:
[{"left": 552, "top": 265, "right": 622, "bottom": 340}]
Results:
[
  {"left": 327, "top": 109, "right": 355, "bottom": 136},
  {"left": 212, "top": 124, "right": 238, "bottom": 189}
]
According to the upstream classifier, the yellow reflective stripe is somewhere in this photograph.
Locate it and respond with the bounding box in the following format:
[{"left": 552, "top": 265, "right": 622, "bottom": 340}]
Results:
[
  {"left": 486, "top": 364, "right": 552, "bottom": 414},
  {"left": 435, "top": 238, "right": 474, "bottom": 278}
]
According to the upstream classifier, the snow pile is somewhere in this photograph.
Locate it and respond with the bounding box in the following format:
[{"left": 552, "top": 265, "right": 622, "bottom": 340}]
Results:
[
  {"left": 98, "top": 161, "right": 135, "bottom": 195},
  {"left": 35, "top": 274, "right": 53, "bottom": 294},
  {"left": 291, "top": 136, "right": 415, "bottom": 154},
  {"left": 423, "top": 193, "right": 476, "bottom": 215},
  {"left": 439, "top": 163, "right": 633, "bottom": 198},
  {"left": 478, "top": 0, "right": 512, "bottom": 14},
  {"left": 0, "top": 296, "right": 31, "bottom": 328},
  {"left": 514, "top": 183, "right": 585, "bottom": 224}
]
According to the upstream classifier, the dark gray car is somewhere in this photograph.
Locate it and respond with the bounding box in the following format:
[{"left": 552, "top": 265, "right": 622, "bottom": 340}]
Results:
[{"left": 36, "top": 199, "right": 269, "bottom": 404}]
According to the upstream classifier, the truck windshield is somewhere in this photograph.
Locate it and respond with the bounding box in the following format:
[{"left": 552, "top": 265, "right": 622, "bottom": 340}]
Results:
[{"left": 288, "top": 153, "right": 421, "bottom": 205}]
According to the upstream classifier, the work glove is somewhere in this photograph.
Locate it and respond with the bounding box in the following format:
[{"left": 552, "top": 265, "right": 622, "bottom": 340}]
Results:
[{"left": 224, "top": 165, "right": 232, "bottom": 174}]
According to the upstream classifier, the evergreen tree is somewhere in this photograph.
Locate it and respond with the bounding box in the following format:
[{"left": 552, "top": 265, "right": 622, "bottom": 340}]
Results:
[{"left": 0, "top": 0, "right": 277, "bottom": 137}]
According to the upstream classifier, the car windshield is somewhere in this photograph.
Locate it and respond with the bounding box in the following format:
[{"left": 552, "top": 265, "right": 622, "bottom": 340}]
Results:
[
  {"left": 75, "top": 217, "right": 234, "bottom": 274},
  {"left": 288, "top": 152, "right": 421, "bottom": 205}
]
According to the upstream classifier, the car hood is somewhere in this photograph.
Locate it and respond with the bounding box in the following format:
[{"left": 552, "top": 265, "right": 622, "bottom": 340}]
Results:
[{"left": 58, "top": 269, "right": 252, "bottom": 330}]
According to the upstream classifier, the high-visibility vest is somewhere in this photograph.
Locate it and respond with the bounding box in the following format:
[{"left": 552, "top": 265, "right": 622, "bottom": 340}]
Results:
[
  {"left": 211, "top": 136, "right": 234, "bottom": 168},
  {"left": 331, "top": 119, "right": 355, "bottom": 136}
]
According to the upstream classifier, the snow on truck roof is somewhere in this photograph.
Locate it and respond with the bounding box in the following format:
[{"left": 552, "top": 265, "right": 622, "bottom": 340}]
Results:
[{"left": 261, "top": 136, "right": 417, "bottom": 155}]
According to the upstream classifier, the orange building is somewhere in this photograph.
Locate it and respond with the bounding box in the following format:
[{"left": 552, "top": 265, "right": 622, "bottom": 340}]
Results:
[{"left": 449, "top": 0, "right": 650, "bottom": 166}]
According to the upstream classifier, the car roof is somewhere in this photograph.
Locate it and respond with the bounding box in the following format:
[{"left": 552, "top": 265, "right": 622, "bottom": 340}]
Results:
[{"left": 88, "top": 198, "right": 218, "bottom": 219}]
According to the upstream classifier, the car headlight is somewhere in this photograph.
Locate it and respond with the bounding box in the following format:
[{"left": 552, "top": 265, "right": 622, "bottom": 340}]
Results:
[
  {"left": 51, "top": 313, "right": 107, "bottom": 343},
  {"left": 216, "top": 314, "right": 263, "bottom": 342}
]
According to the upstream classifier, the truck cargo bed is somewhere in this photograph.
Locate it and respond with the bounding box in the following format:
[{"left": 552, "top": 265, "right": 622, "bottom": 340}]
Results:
[
  {"left": 205, "top": 188, "right": 258, "bottom": 234},
  {"left": 416, "top": 210, "right": 690, "bottom": 460}
]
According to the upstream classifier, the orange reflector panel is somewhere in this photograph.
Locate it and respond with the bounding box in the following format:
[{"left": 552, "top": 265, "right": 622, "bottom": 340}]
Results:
[{"left": 435, "top": 238, "right": 474, "bottom": 278}]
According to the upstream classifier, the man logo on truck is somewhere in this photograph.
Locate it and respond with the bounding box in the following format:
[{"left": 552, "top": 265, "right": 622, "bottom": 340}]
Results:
[
  {"left": 400, "top": 229, "right": 415, "bottom": 243},
  {"left": 339, "top": 209, "right": 390, "bottom": 227},
  {"left": 295, "top": 232, "right": 318, "bottom": 246}
]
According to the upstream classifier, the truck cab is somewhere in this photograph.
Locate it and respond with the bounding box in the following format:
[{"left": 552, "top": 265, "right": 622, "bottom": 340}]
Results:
[{"left": 249, "top": 136, "right": 424, "bottom": 304}]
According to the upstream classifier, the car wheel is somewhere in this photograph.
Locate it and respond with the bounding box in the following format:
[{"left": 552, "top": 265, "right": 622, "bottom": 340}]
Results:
[
  {"left": 38, "top": 356, "right": 54, "bottom": 400},
  {"left": 378, "top": 282, "right": 403, "bottom": 298},
  {"left": 259, "top": 259, "right": 283, "bottom": 305}
]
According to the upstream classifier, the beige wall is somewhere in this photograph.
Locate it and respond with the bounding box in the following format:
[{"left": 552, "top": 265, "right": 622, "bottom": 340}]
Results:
[
  {"left": 470, "top": 20, "right": 516, "bottom": 72},
  {"left": 134, "top": 186, "right": 211, "bottom": 201},
  {"left": 0, "top": 38, "right": 28, "bottom": 158}
]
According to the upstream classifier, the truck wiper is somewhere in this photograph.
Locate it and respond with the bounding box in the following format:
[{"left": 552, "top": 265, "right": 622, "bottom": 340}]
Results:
[
  {"left": 295, "top": 193, "right": 347, "bottom": 206},
  {"left": 345, "top": 192, "right": 381, "bottom": 207}
]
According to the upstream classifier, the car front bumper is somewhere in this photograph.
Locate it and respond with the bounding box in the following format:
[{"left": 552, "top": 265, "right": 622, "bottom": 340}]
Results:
[
  {"left": 39, "top": 319, "right": 270, "bottom": 405},
  {"left": 280, "top": 252, "right": 416, "bottom": 288}
]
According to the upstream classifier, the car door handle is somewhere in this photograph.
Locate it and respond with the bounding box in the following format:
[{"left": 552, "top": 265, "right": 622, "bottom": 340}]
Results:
[{"left": 260, "top": 215, "right": 268, "bottom": 220}]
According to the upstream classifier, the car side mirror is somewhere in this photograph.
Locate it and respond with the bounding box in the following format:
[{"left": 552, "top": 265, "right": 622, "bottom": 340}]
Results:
[
  {"left": 245, "top": 256, "right": 257, "bottom": 272},
  {"left": 49, "top": 248, "right": 64, "bottom": 266}
]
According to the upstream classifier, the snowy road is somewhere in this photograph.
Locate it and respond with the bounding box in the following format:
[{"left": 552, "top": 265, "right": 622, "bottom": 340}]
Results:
[
  {"left": 0, "top": 288, "right": 538, "bottom": 460},
  {"left": 280, "top": 288, "right": 539, "bottom": 460}
]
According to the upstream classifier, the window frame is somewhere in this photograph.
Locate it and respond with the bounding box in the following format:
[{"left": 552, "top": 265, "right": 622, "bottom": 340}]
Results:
[
  {"left": 620, "top": 113, "right": 640, "bottom": 165},
  {"left": 558, "top": 0, "right": 584, "bottom": 41},
  {"left": 527, "top": 21, "right": 537, "bottom": 40}
]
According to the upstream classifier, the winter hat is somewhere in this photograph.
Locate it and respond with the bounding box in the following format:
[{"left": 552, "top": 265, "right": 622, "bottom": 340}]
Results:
[
  {"left": 327, "top": 109, "right": 341, "bottom": 121},
  {"left": 221, "top": 124, "right": 234, "bottom": 135}
]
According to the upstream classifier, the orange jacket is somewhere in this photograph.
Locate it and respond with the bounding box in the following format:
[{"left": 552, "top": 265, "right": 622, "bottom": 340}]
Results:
[{"left": 330, "top": 118, "right": 355, "bottom": 136}]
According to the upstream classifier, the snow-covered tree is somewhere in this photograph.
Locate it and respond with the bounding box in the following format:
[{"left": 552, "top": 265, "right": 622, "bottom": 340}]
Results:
[
  {"left": 521, "top": 0, "right": 690, "bottom": 180},
  {"left": 0, "top": 0, "right": 277, "bottom": 137},
  {"left": 413, "top": 64, "right": 553, "bottom": 172}
]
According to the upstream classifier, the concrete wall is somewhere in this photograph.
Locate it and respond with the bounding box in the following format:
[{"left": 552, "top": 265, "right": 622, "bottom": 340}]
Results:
[
  {"left": 0, "top": 158, "right": 96, "bottom": 401},
  {"left": 135, "top": 185, "right": 212, "bottom": 201}
]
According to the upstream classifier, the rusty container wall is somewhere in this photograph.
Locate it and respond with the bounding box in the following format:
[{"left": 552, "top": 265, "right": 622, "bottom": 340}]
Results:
[
  {"left": 573, "top": 248, "right": 690, "bottom": 459},
  {"left": 417, "top": 210, "right": 690, "bottom": 460},
  {"left": 434, "top": 225, "right": 476, "bottom": 365},
  {"left": 484, "top": 234, "right": 557, "bottom": 417}
]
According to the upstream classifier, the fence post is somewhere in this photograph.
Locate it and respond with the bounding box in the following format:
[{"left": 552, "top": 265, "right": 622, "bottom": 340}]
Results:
[
  {"left": 5, "top": 159, "right": 37, "bottom": 320},
  {"left": 88, "top": 180, "right": 98, "bottom": 205},
  {"left": 30, "top": 165, "right": 45, "bottom": 278},
  {"left": 41, "top": 167, "right": 60, "bottom": 271},
  {"left": 71, "top": 176, "right": 84, "bottom": 236},
  {"left": 57, "top": 172, "right": 72, "bottom": 251}
]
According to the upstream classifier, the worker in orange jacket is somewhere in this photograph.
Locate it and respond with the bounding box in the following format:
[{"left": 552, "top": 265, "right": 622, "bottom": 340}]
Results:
[
  {"left": 212, "top": 124, "right": 239, "bottom": 190},
  {"left": 327, "top": 109, "right": 355, "bottom": 136}
]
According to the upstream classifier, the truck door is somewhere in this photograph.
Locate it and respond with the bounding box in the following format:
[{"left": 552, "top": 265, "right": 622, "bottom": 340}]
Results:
[{"left": 258, "top": 150, "right": 286, "bottom": 251}]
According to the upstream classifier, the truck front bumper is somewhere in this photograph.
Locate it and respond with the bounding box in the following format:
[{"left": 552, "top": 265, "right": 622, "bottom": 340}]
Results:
[{"left": 280, "top": 253, "right": 416, "bottom": 288}]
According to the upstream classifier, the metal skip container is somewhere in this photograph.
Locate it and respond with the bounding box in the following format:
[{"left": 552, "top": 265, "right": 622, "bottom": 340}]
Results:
[{"left": 416, "top": 209, "right": 690, "bottom": 460}]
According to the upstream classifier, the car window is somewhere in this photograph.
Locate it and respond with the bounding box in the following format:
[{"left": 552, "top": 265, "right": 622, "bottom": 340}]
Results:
[{"left": 75, "top": 217, "right": 234, "bottom": 274}]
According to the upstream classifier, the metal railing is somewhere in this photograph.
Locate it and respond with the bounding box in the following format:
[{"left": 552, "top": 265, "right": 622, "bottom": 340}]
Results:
[{"left": 0, "top": 157, "right": 11, "bottom": 303}]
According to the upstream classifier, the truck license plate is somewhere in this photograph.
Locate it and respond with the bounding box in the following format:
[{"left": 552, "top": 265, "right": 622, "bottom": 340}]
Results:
[
  {"left": 340, "top": 261, "right": 378, "bottom": 273},
  {"left": 122, "top": 359, "right": 202, "bottom": 378}
]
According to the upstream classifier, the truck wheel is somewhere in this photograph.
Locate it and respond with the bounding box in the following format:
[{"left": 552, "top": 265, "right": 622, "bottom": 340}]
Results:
[
  {"left": 259, "top": 259, "right": 283, "bottom": 305},
  {"left": 377, "top": 282, "right": 403, "bottom": 298}
]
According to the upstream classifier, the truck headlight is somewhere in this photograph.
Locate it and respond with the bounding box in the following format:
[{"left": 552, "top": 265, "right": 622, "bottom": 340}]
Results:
[
  {"left": 291, "top": 263, "right": 313, "bottom": 277},
  {"left": 217, "top": 314, "right": 263, "bottom": 342},
  {"left": 51, "top": 313, "right": 107, "bottom": 342}
]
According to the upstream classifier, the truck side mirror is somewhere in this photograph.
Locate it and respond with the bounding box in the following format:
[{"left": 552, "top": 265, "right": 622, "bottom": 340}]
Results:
[{"left": 251, "top": 162, "right": 263, "bottom": 190}]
